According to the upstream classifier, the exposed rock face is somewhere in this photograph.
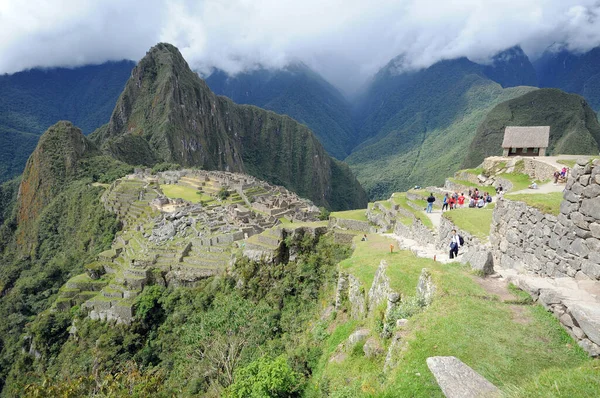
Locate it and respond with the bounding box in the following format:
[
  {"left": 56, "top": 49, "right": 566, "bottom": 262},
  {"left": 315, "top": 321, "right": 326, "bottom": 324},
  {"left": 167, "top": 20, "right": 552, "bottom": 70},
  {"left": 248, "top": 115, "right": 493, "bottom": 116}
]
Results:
[
  {"left": 417, "top": 268, "right": 435, "bottom": 305},
  {"left": 426, "top": 356, "right": 501, "bottom": 398},
  {"left": 491, "top": 160, "right": 600, "bottom": 280},
  {"left": 459, "top": 249, "right": 494, "bottom": 275},
  {"left": 368, "top": 260, "right": 393, "bottom": 311},
  {"left": 348, "top": 274, "right": 367, "bottom": 319},
  {"left": 92, "top": 43, "right": 367, "bottom": 210}
]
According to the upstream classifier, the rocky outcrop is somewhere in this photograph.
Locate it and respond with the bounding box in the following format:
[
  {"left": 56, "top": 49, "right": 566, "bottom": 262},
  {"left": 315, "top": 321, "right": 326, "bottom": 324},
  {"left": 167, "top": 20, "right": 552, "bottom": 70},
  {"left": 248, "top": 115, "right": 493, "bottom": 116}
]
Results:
[
  {"left": 491, "top": 159, "right": 600, "bottom": 280},
  {"left": 426, "top": 356, "right": 501, "bottom": 398},
  {"left": 348, "top": 274, "right": 366, "bottom": 319},
  {"left": 368, "top": 260, "right": 393, "bottom": 311},
  {"left": 459, "top": 249, "right": 494, "bottom": 275},
  {"left": 417, "top": 268, "right": 435, "bottom": 305}
]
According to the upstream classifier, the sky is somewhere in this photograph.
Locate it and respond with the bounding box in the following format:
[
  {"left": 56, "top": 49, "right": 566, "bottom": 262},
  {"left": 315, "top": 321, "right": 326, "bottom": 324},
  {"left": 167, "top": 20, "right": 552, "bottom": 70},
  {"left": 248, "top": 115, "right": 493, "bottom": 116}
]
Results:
[{"left": 1, "top": 0, "right": 600, "bottom": 94}]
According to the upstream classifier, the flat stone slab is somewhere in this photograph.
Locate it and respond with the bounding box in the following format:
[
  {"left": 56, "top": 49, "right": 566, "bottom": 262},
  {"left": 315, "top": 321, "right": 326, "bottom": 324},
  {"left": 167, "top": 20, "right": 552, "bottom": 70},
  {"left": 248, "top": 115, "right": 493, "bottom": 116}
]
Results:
[{"left": 427, "top": 356, "right": 501, "bottom": 398}]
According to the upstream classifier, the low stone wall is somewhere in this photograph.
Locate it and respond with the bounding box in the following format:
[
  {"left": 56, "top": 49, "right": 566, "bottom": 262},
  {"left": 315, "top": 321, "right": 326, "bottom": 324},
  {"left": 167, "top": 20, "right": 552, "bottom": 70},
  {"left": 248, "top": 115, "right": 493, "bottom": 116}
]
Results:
[
  {"left": 394, "top": 217, "right": 436, "bottom": 246},
  {"left": 491, "top": 159, "right": 600, "bottom": 281},
  {"left": 328, "top": 217, "right": 373, "bottom": 233},
  {"left": 436, "top": 216, "right": 479, "bottom": 251}
]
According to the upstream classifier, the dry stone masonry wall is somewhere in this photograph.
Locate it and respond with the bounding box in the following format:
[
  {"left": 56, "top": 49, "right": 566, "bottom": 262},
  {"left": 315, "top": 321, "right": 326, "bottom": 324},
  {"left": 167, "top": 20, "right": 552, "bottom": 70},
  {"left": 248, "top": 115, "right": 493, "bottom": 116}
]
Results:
[
  {"left": 491, "top": 158, "right": 600, "bottom": 355},
  {"left": 491, "top": 159, "right": 600, "bottom": 280}
]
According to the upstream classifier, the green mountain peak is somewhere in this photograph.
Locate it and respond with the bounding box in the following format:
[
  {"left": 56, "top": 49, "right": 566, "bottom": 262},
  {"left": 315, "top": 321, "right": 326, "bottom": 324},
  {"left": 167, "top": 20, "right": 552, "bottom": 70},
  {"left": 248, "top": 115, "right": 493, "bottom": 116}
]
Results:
[{"left": 92, "top": 43, "right": 367, "bottom": 210}]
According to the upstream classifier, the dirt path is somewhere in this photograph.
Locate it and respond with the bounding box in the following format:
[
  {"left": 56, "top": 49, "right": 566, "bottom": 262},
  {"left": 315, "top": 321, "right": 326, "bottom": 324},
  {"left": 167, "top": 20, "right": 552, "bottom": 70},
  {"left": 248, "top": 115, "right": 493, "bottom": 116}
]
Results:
[{"left": 509, "top": 181, "right": 566, "bottom": 195}]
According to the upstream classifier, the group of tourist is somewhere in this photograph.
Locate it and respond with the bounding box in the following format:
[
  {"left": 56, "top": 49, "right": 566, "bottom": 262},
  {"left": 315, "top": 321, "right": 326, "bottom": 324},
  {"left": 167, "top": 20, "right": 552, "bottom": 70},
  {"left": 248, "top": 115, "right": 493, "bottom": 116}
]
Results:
[
  {"left": 553, "top": 167, "right": 570, "bottom": 184},
  {"left": 426, "top": 189, "right": 492, "bottom": 213}
]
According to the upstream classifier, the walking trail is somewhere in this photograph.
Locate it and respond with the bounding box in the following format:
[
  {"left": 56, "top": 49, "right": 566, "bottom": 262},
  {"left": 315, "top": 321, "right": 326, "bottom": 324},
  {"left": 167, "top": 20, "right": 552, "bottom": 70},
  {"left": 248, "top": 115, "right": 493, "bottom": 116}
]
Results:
[{"left": 380, "top": 198, "right": 600, "bottom": 335}]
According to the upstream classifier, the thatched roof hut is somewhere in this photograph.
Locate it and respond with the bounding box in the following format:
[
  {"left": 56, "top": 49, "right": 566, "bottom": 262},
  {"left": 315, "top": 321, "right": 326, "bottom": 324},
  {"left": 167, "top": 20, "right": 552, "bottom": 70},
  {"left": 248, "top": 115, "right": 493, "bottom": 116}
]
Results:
[{"left": 502, "top": 126, "right": 550, "bottom": 156}]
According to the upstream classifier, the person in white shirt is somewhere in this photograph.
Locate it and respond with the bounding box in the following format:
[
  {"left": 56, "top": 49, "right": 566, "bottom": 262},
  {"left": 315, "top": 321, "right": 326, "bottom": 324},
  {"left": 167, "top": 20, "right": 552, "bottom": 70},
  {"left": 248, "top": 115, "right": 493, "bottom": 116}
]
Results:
[{"left": 449, "top": 229, "right": 461, "bottom": 259}]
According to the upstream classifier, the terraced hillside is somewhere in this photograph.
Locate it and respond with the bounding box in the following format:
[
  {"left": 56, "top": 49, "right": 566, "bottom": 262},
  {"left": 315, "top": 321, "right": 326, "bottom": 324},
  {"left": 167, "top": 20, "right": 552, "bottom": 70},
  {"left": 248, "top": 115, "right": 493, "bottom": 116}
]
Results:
[{"left": 53, "top": 169, "right": 322, "bottom": 323}]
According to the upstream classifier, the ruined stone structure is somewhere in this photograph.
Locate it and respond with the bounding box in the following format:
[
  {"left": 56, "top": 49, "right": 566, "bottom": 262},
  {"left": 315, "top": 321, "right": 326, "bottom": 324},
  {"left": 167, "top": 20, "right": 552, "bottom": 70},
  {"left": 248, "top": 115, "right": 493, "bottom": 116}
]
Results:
[{"left": 54, "top": 170, "right": 321, "bottom": 324}]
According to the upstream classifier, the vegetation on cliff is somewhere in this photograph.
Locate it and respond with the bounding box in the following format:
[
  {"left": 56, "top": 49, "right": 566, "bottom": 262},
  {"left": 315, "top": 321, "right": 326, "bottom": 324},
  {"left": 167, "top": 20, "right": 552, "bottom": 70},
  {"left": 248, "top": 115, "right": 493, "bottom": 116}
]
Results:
[{"left": 206, "top": 64, "right": 357, "bottom": 160}]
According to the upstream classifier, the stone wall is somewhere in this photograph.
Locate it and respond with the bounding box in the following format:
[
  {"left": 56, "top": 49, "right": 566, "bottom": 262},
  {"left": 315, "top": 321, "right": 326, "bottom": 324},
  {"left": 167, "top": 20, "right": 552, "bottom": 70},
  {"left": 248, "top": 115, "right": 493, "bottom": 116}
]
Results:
[
  {"left": 491, "top": 159, "right": 600, "bottom": 281},
  {"left": 328, "top": 217, "right": 373, "bottom": 233}
]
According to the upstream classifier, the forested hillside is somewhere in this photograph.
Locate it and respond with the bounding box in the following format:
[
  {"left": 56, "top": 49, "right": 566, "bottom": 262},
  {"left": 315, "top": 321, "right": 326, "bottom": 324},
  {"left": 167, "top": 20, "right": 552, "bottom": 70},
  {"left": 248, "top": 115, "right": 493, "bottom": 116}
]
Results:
[
  {"left": 206, "top": 65, "right": 357, "bottom": 159},
  {"left": 534, "top": 46, "right": 600, "bottom": 113},
  {"left": 347, "top": 57, "right": 537, "bottom": 199},
  {"left": 0, "top": 61, "right": 134, "bottom": 182},
  {"left": 462, "top": 89, "right": 600, "bottom": 167}
]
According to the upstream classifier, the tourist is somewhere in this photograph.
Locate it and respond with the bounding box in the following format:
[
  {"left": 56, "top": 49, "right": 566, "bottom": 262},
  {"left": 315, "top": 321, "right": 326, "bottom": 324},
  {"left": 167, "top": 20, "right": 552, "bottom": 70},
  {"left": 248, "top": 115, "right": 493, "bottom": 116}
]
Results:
[
  {"left": 426, "top": 193, "right": 436, "bottom": 213},
  {"left": 561, "top": 167, "right": 567, "bottom": 178},
  {"left": 529, "top": 182, "right": 538, "bottom": 189},
  {"left": 468, "top": 189, "right": 472, "bottom": 197},
  {"left": 361, "top": 234, "right": 368, "bottom": 241},
  {"left": 486, "top": 193, "right": 492, "bottom": 204},
  {"left": 449, "top": 229, "right": 461, "bottom": 259},
  {"left": 442, "top": 193, "right": 449, "bottom": 212},
  {"left": 449, "top": 195, "right": 456, "bottom": 210},
  {"left": 474, "top": 188, "right": 480, "bottom": 199},
  {"left": 457, "top": 193, "right": 465, "bottom": 208},
  {"left": 477, "top": 197, "right": 485, "bottom": 208},
  {"left": 496, "top": 184, "right": 503, "bottom": 194},
  {"left": 554, "top": 171, "right": 560, "bottom": 185},
  {"left": 469, "top": 197, "right": 476, "bottom": 208}
]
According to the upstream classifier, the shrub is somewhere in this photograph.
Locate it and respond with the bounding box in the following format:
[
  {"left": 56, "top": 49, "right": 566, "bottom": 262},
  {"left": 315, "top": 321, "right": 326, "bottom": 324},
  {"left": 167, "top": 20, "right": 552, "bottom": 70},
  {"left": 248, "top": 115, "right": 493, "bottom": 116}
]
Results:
[{"left": 226, "top": 355, "right": 303, "bottom": 398}]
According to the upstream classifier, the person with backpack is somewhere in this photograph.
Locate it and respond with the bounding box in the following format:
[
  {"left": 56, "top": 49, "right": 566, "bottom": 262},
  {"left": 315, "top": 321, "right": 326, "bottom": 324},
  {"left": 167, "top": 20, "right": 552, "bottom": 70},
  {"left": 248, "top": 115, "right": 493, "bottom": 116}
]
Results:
[
  {"left": 426, "top": 193, "right": 436, "bottom": 213},
  {"left": 449, "top": 229, "right": 462, "bottom": 259}
]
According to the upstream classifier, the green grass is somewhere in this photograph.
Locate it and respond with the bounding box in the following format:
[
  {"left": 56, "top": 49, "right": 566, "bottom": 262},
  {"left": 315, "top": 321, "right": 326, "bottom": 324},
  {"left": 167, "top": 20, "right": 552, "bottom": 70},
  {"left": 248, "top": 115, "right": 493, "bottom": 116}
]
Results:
[
  {"left": 392, "top": 193, "right": 434, "bottom": 229},
  {"left": 330, "top": 209, "right": 368, "bottom": 222},
  {"left": 498, "top": 173, "right": 544, "bottom": 192},
  {"left": 506, "top": 192, "right": 564, "bottom": 216},
  {"left": 462, "top": 167, "right": 484, "bottom": 176},
  {"left": 160, "top": 184, "right": 213, "bottom": 203},
  {"left": 317, "top": 234, "right": 595, "bottom": 397},
  {"left": 442, "top": 208, "right": 494, "bottom": 240},
  {"left": 556, "top": 159, "right": 577, "bottom": 169},
  {"left": 447, "top": 178, "right": 497, "bottom": 195}
]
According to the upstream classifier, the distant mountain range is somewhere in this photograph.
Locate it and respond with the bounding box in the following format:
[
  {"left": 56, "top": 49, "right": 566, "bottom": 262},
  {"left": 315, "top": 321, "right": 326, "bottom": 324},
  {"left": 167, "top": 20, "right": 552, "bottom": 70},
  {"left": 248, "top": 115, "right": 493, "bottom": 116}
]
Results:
[
  {"left": 1, "top": 44, "right": 600, "bottom": 200},
  {"left": 0, "top": 61, "right": 134, "bottom": 182}
]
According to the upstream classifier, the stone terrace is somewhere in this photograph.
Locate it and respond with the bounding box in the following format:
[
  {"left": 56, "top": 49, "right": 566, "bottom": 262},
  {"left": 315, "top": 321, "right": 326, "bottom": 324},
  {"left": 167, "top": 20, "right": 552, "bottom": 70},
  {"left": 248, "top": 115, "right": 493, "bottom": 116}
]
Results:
[{"left": 54, "top": 170, "right": 320, "bottom": 324}]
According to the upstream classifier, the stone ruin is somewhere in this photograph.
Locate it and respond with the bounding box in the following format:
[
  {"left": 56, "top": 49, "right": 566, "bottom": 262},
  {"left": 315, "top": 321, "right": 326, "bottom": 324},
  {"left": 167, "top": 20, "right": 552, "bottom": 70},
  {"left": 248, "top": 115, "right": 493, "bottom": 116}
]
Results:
[{"left": 54, "top": 169, "right": 321, "bottom": 324}]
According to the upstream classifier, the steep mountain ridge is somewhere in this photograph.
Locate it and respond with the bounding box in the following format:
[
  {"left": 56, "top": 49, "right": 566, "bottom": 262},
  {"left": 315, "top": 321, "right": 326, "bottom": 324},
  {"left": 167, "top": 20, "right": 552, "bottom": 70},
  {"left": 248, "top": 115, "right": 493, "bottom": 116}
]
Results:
[
  {"left": 462, "top": 89, "right": 600, "bottom": 167},
  {"left": 206, "top": 64, "right": 357, "bottom": 159},
  {"left": 0, "top": 61, "right": 134, "bottom": 182},
  {"left": 91, "top": 43, "right": 367, "bottom": 210}
]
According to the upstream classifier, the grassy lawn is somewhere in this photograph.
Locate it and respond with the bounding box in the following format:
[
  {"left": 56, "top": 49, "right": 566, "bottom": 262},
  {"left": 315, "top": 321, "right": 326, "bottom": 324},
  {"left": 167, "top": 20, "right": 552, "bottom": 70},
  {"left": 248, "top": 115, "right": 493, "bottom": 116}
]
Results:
[
  {"left": 557, "top": 159, "right": 577, "bottom": 169},
  {"left": 392, "top": 193, "right": 434, "bottom": 229},
  {"left": 160, "top": 184, "right": 213, "bottom": 203},
  {"left": 498, "top": 173, "right": 544, "bottom": 192},
  {"left": 330, "top": 209, "right": 368, "bottom": 222},
  {"left": 314, "top": 236, "right": 596, "bottom": 397},
  {"left": 447, "top": 178, "right": 496, "bottom": 195},
  {"left": 442, "top": 208, "right": 494, "bottom": 240},
  {"left": 506, "top": 192, "right": 563, "bottom": 216}
]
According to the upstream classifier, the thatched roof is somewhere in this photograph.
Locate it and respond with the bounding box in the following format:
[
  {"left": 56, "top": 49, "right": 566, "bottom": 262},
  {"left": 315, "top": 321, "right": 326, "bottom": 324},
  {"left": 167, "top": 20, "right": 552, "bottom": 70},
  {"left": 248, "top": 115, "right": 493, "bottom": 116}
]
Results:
[{"left": 502, "top": 126, "right": 550, "bottom": 148}]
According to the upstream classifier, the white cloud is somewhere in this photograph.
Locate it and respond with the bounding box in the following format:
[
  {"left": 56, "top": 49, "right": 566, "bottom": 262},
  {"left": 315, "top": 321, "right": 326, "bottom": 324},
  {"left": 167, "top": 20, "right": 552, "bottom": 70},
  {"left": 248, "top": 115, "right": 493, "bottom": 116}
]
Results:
[{"left": 1, "top": 0, "right": 600, "bottom": 94}]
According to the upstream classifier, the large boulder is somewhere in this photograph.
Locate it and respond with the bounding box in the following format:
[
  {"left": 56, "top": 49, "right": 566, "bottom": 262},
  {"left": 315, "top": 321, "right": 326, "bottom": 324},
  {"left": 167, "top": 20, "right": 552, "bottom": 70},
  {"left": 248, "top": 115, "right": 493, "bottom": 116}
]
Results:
[
  {"left": 426, "top": 356, "right": 501, "bottom": 398},
  {"left": 459, "top": 249, "right": 494, "bottom": 275}
]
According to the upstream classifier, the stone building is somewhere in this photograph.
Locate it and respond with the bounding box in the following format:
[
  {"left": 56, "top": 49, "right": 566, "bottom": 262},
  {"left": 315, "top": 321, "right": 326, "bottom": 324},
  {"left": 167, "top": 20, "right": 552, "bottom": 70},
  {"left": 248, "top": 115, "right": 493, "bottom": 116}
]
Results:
[{"left": 501, "top": 126, "right": 550, "bottom": 157}]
